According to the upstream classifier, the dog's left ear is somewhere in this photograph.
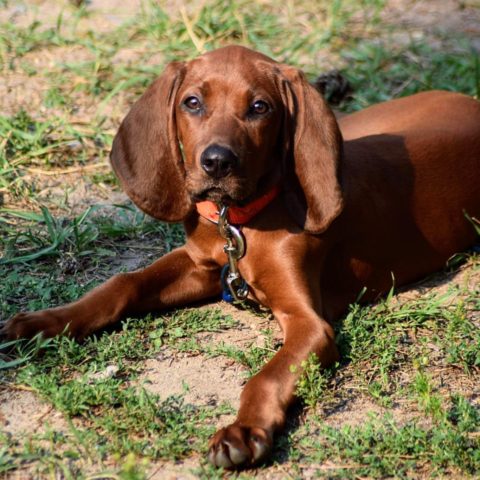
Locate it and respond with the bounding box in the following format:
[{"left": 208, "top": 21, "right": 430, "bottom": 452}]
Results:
[
  {"left": 110, "top": 61, "right": 192, "bottom": 222},
  {"left": 278, "top": 65, "right": 344, "bottom": 234}
]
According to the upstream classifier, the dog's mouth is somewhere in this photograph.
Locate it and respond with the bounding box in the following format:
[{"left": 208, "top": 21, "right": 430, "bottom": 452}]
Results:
[
  {"left": 187, "top": 171, "right": 256, "bottom": 207},
  {"left": 191, "top": 187, "right": 245, "bottom": 206},
  {"left": 189, "top": 171, "right": 278, "bottom": 207}
]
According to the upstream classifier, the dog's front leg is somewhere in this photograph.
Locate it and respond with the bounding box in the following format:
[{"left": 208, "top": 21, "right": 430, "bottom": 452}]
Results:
[
  {"left": 208, "top": 279, "right": 338, "bottom": 469},
  {"left": 2, "top": 247, "right": 221, "bottom": 341}
]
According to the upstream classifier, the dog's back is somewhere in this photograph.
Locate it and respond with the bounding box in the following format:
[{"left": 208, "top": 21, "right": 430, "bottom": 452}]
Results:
[{"left": 322, "top": 91, "right": 480, "bottom": 314}]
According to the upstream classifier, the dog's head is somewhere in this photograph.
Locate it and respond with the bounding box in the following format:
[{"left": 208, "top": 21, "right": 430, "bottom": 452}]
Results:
[{"left": 110, "top": 45, "right": 343, "bottom": 233}]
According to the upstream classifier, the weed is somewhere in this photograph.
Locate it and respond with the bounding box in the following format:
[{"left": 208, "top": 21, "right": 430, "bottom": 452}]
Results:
[
  {"left": 0, "top": 334, "right": 53, "bottom": 370},
  {"left": 411, "top": 371, "right": 444, "bottom": 421},
  {"left": 0, "top": 206, "right": 99, "bottom": 264},
  {"left": 290, "top": 353, "right": 330, "bottom": 409},
  {"left": 203, "top": 328, "right": 277, "bottom": 376}
]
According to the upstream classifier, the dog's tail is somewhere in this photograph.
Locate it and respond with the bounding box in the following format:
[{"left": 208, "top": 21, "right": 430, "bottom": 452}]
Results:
[{"left": 312, "top": 70, "right": 352, "bottom": 106}]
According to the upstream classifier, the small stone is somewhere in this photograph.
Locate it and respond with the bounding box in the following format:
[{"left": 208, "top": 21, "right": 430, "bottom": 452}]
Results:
[{"left": 87, "top": 365, "right": 119, "bottom": 383}]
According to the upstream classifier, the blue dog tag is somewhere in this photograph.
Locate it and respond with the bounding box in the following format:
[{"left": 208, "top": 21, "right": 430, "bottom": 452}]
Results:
[
  {"left": 222, "top": 289, "right": 235, "bottom": 302},
  {"left": 221, "top": 264, "right": 234, "bottom": 302}
]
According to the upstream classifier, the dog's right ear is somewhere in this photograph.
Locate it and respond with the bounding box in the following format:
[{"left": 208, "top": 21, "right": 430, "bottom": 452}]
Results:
[
  {"left": 110, "top": 61, "right": 193, "bottom": 222},
  {"left": 277, "top": 65, "right": 344, "bottom": 234}
]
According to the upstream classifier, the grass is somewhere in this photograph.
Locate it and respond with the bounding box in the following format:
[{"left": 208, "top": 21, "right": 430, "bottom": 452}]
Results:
[
  {"left": 0, "top": 203, "right": 184, "bottom": 266},
  {"left": 341, "top": 39, "right": 480, "bottom": 110},
  {"left": 291, "top": 397, "right": 479, "bottom": 478},
  {"left": 1, "top": 0, "right": 479, "bottom": 478},
  {"left": 1, "top": 308, "right": 237, "bottom": 477}
]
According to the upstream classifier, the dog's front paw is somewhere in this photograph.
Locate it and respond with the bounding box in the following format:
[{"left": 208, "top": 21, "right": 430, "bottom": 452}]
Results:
[
  {"left": 1, "top": 310, "right": 68, "bottom": 340},
  {"left": 208, "top": 423, "right": 272, "bottom": 469}
]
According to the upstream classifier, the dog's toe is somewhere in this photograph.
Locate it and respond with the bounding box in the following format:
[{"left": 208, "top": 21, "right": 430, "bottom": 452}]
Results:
[{"left": 208, "top": 424, "right": 271, "bottom": 469}]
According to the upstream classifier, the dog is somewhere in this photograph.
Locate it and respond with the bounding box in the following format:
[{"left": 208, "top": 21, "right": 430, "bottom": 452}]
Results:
[{"left": 3, "top": 45, "right": 480, "bottom": 469}]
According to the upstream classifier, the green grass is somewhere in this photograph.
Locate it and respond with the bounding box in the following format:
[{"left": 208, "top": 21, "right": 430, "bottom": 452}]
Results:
[
  {"left": 291, "top": 396, "right": 479, "bottom": 478},
  {"left": 0, "top": 109, "right": 111, "bottom": 202},
  {"left": 1, "top": 0, "right": 479, "bottom": 477},
  {"left": 0, "top": 203, "right": 184, "bottom": 266},
  {"left": 1, "top": 308, "right": 237, "bottom": 477},
  {"left": 340, "top": 40, "right": 480, "bottom": 110},
  {"left": 291, "top": 353, "right": 331, "bottom": 409}
]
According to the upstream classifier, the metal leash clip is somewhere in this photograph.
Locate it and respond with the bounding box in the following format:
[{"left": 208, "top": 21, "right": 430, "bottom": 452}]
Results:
[{"left": 218, "top": 205, "right": 249, "bottom": 302}]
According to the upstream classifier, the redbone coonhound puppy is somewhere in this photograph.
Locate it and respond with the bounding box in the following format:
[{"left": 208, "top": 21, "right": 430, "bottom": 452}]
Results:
[{"left": 3, "top": 46, "right": 480, "bottom": 469}]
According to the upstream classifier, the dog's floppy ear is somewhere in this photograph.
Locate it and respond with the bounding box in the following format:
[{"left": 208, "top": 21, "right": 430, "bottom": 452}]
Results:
[
  {"left": 110, "top": 61, "right": 192, "bottom": 222},
  {"left": 278, "top": 65, "right": 343, "bottom": 233}
]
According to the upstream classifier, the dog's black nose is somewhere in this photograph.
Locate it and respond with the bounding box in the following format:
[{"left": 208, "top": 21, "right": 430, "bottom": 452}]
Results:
[{"left": 200, "top": 145, "right": 238, "bottom": 178}]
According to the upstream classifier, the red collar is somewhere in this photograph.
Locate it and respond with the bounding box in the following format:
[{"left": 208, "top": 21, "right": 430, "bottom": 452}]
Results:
[{"left": 196, "top": 186, "right": 280, "bottom": 224}]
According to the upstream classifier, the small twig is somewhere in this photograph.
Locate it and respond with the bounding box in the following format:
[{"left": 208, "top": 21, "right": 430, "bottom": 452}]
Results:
[
  {"left": 0, "top": 130, "right": 12, "bottom": 150},
  {"left": 32, "top": 405, "right": 54, "bottom": 424},
  {"left": 5, "top": 383, "right": 35, "bottom": 392},
  {"left": 298, "top": 461, "right": 363, "bottom": 470},
  {"left": 256, "top": 345, "right": 278, "bottom": 353},
  {"left": 180, "top": 6, "right": 205, "bottom": 53},
  {"left": 26, "top": 163, "right": 109, "bottom": 176}
]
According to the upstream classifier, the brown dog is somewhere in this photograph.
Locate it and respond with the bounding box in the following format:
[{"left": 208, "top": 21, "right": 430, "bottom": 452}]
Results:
[{"left": 3, "top": 46, "right": 480, "bottom": 468}]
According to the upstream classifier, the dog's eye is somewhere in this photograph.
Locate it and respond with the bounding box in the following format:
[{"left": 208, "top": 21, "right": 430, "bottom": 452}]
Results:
[
  {"left": 250, "top": 100, "right": 270, "bottom": 115},
  {"left": 184, "top": 96, "right": 202, "bottom": 111}
]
